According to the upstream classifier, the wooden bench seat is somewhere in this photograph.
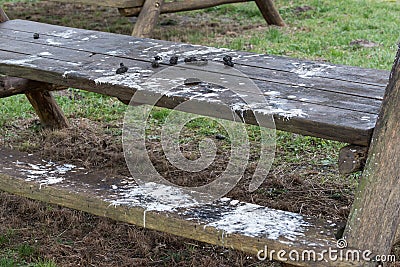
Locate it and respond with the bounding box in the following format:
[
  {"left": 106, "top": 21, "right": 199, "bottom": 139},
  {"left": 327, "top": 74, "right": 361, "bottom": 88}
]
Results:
[
  {"left": 0, "top": 146, "right": 350, "bottom": 267},
  {"left": 0, "top": 20, "right": 388, "bottom": 146}
]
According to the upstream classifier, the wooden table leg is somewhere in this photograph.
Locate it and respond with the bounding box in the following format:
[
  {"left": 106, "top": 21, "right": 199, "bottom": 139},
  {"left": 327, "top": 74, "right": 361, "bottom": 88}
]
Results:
[
  {"left": 25, "top": 89, "right": 69, "bottom": 129},
  {"left": 1, "top": 8, "right": 68, "bottom": 129},
  {"left": 344, "top": 46, "right": 400, "bottom": 265},
  {"left": 0, "top": 7, "right": 9, "bottom": 22},
  {"left": 119, "top": 0, "right": 253, "bottom": 17},
  {"left": 1, "top": 77, "right": 69, "bottom": 129},
  {"left": 131, "top": 0, "right": 164, "bottom": 37},
  {"left": 254, "top": 0, "right": 285, "bottom": 26}
]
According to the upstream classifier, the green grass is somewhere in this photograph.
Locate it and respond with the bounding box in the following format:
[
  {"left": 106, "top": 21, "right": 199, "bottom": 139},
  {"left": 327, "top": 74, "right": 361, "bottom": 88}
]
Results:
[
  {"left": 1, "top": 0, "right": 398, "bottom": 165},
  {"left": 0, "top": 248, "right": 57, "bottom": 267},
  {"left": 0, "top": 228, "right": 57, "bottom": 267},
  {"left": 210, "top": 0, "right": 399, "bottom": 69},
  {"left": 0, "top": 1, "right": 396, "bottom": 265}
]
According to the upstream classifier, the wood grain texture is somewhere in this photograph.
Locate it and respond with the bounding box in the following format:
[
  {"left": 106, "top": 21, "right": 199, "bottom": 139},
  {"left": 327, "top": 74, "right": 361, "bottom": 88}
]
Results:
[
  {"left": 254, "top": 0, "right": 285, "bottom": 26},
  {"left": 0, "top": 76, "right": 67, "bottom": 98},
  {"left": 0, "top": 20, "right": 387, "bottom": 88},
  {"left": 0, "top": 33, "right": 383, "bottom": 114},
  {"left": 119, "top": 0, "right": 252, "bottom": 16},
  {"left": 25, "top": 90, "right": 70, "bottom": 129},
  {"left": 344, "top": 46, "right": 400, "bottom": 265},
  {"left": 0, "top": 147, "right": 361, "bottom": 267},
  {"left": 0, "top": 20, "right": 389, "bottom": 145},
  {"left": 0, "top": 20, "right": 387, "bottom": 97},
  {"left": 131, "top": 0, "right": 164, "bottom": 37},
  {"left": 338, "top": 145, "right": 368, "bottom": 174}
]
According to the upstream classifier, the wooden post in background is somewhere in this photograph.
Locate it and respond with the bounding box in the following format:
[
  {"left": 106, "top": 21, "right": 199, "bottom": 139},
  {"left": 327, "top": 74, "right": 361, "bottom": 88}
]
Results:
[
  {"left": 254, "top": 0, "right": 285, "bottom": 26},
  {"left": 25, "top": 88, "right": 69, "bottom": 129},
  {"left": 0, "top": 6, "right": 9, "bottom": 21},
  {"left": 0, "top": 7, "right": 69, "bottom": 129},
  {"left": 119, "top": 0, "right": 252, "bottom": 17},
  {"left": 131, "top": 0, "right": 164, "bottom": 37},
  {"left": 344, "top": 46, "right": 400, "bottom": 265},
  {"left": 128, "top": 0, "right": 285, "bottom": 36}
]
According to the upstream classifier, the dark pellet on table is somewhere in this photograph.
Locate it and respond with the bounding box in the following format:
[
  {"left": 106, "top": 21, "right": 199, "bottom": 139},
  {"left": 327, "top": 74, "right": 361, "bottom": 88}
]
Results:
[
  {"left": 151, "top": 60, "right": 160, "bottom": 68},
  {"left": 116, "top": 63, "right": 128, "bottom": 74},
  {"left": 224, "top": 61, "right": 234, "bottom": 67},
  {"left": 223, "top": 55, "right": 232, "bottom": 62},
  {"left": 169, "top": 55, "right": 178, "bottom": 65},
  {"left": 223, "top": 55, "right": 234, "bottom": 67}
]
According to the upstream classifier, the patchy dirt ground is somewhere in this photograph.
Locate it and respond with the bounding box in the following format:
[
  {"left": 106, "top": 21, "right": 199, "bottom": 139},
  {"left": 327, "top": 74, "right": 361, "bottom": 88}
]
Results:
[{"left": 0, "top": 1, "right": 367, "bottom": 266}]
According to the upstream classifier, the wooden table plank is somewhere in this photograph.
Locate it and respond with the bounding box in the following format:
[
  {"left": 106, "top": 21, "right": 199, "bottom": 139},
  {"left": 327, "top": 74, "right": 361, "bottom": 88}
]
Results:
[
  {"left": 0, "top": 27, "right": 384, "bottom": 112},
  {"left": 0, "top": 48, "right": 377, "bottom": 145},
  {"left": 0, "top": 22, "right": 386, "bottom": 98},
  {"left": 0, "top": 20, "right": 386, "bottom": 145},
  {"left": 0, "top": 20, "right": 389, "bottom": 89},
  {"left": 0, "top": 147, "right": 360, "bottom": 267},
  {"left": 0, "top": 36, "right": 382, "bottom": 115},
  {"left": 0, "top": 22, "right": 386, "bottom": 99}
]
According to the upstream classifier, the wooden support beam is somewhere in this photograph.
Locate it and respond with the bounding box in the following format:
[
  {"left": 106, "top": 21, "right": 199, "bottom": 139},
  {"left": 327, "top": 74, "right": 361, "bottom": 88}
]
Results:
[
  {"left": 0, "top": 76, "right": 28, "bottom": 98},
  {"left": 0, "top": 76, "right": 67, "bottom": 98},
  {"left": 0, "top": 7, "right": 68, "bottom": 130},
  {"left": 344, "top": 46, "right": 400, "bottom": 264},
  {"left": 254, "top": 0, "right": 285, "bottom": 26},
  {"left": 119, "top": 0, "right": 252, "bottom": 17},
  {"left": 131, "top": 0, "right": 164, "bottom": 37},
  {"left": 338, "top": 145, "right": 368, "bottom": 175},
  {"left": 25, "top": 90, "right": 70, "bottom": 129},
  {"left": 0, "top": 7, "right": 9, "bottom": 22}
]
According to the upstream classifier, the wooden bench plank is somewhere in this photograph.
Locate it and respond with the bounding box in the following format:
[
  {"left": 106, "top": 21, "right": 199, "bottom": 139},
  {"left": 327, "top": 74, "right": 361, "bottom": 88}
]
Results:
[
  {"left": 0, "top": 147, "right": 358, "bottom": 266},
  {"left": 0, "top": 20, "right": 388, "bottom": 145}
]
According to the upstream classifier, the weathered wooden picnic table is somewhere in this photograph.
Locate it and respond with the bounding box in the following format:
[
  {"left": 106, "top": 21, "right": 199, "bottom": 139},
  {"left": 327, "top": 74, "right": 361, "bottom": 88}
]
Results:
[
  {"left": 1, "top": 9, "right": 400, "bottom": 267},
  {"left": 0, "top": 19, "right": 387, "bottom": 146}
]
